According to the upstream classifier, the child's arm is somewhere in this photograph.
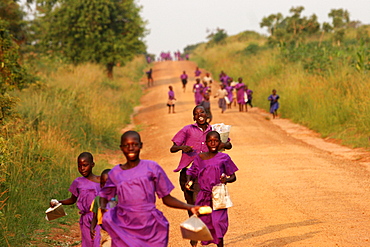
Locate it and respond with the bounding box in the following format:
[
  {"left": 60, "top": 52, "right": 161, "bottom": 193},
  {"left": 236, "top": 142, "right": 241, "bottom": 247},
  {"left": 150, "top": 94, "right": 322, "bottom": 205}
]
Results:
[
  {"left": 162, "top": 194, "right": 200, "bottom": 215},
  {"left": 185, "top": 175, "right": 194, "bottom": 191},
  {"left": 219, "top": 140, "right": 232, "bottom": 150},
  {"left": 220, "top": 173, "right": 236, "bottom": 184},
  {"left": 90, "top": 212, "right": 98, "bottom": 240},
  {"left": 52, "top": 194, "right": 77, "bottom": 206},
  {"left": 99, "top": 197, "right": 109, "bottom": 212},
  {"left": 170, "top": 142, "right": 193, "bottom": 153}
]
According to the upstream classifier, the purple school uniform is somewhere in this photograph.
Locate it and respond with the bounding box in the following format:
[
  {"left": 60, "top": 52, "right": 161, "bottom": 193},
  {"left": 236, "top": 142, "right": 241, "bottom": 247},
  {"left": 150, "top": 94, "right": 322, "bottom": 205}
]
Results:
[
  {"left": 195, "top": 69, "right": 201, "bottom": 77},
  {"left": 168, "top": 90, "right": 175, "bottom": 100},
  {"left": 187, "top": 153, "right": 238, "bottom": 245},
  {"left": 234, "top": 83, "right": 245, "bottom": 104},
  {"left": 246, "top": 89, "right": 253, "bottom": 100},
  {"left": 225, "top": 85, "right": 233, "bottom": 102},
  {"left": 268, "top": 94, "right": 280, "bottom": 113},
  {"left": 171, "top": 123, "right": 213, "bottom": 172},
  {"left": 193, "top": 83, "right": 204, "bottom": 105},
  {"left": 99, "top": 160, "right": 174, "bottom": 247},
  {"left": 69, "top": 177, "right": 101, "bottom": 247},
  {"left": 180, "top": 74, "right": 188, "bottom": 80}
]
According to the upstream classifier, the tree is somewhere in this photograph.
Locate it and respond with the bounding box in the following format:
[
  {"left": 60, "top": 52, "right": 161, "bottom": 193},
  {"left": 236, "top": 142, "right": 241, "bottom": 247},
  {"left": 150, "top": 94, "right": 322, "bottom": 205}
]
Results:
[
  {"left": 0, "top": 20, "right": 35, "bottom": 123},
  {"left": 206, "top": 28, "right": 228, "bottom": 45},
  {"left": 37, "top": 0, "right": 146, "bottom": 78},
  {"left": 0, "top": 0, "right": 27, "bottom": 44},
  {"left": 260, "top": 13, "right": 283, "bottom": 35},
  {"left": 328, "top": 9, "right": 350, "bottom": 29}
]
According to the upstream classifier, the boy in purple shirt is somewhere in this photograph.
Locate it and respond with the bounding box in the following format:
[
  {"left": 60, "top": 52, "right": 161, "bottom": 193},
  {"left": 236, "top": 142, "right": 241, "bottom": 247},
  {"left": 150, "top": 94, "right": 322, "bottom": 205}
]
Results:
[{"left": 170, "top": 106, "right": 232, "bottom": 215}]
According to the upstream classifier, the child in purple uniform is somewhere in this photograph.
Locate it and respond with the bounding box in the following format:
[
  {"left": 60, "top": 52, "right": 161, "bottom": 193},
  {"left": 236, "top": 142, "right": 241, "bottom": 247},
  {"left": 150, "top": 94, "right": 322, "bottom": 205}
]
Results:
[
  {"left": 193, "top": 78, "right": 204, "bottom": 105},
  {"left": 186, "top": 131, "right": 238, "bottom": 247},
  {"left": 225, "top": 78, "right": 234, "bottom": 109},
  {"left": 51, "top": 152, "right": 101, "bottom": 247},
  {"left": 99, "top": 131, "right": 200, "bottom": 247},
  {"left": 180, "top": 71, "right": 188, "bottom": 92},
  {"left": 194, "top": 67, "right": 201, "bottom": 78},
  {"left": 167, "top": 85, "right": 176, "bottom": 114},
  {"left": 268, "top": 89, "right": 279, "bottom": 119},
  {"left": 235, "top": 77, "right": 246, "bottom": 112}
]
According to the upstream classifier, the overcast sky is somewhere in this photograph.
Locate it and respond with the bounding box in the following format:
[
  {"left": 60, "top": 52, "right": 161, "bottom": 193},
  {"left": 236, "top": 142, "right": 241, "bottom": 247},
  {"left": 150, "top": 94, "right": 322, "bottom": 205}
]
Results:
[{"left": 137, "top": 0, "right": 370, "bottom": 56}]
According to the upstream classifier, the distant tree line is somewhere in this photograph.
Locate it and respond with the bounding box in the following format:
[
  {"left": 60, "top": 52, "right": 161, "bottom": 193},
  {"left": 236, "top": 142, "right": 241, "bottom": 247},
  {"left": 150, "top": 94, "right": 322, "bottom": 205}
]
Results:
[{"left": 260, "top": 6, "right": 364, "bottom": 46}]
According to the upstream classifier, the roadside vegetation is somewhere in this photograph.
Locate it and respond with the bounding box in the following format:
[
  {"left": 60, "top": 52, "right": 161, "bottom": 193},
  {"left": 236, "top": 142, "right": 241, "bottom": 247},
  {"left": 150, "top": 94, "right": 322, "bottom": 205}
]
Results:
[
  {"left": 189, "top": 7, "right": 369, "bottom": 149},
  {"left": 0, "top": 0, "right": 147, "bottom": 245}
]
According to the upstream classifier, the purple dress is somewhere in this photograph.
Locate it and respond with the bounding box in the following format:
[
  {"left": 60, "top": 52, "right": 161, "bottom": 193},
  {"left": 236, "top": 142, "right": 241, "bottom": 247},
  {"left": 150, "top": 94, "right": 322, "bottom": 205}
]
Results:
[
  {"left": 99, "top": 160, "right": 175, "bottom": 247},
  {"left": 187, "top": 153, "right": 238, "bottom": 245},
  {"left": 225, "top": 85, "right": 233, "bottom": 103},
  {"left": 268, "top": 94, "right": 280, "bottom": 113},
  {"left": 234, "top": 83, "right": 245, "bottom": 104},
  {"left": 69, "top": 177, "right": 101, "bottom": 247},
  {"left": 193, "top": 83, "right": 204, "bottom": 105}
]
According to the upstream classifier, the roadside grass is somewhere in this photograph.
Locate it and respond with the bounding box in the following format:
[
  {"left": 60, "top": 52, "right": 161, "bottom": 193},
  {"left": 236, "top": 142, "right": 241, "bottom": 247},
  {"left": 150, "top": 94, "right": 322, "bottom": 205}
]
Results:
[{"left": 0, "top": 56, "right": 146, "bottom": 246}]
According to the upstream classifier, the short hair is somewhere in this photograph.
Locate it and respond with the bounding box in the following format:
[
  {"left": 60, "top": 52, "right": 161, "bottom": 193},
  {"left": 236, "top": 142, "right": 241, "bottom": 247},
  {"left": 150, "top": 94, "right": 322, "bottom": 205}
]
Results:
[
  {"left": 121, "top": 130, "right": 141, "bottom": 144},
  {"left": 193, "top": 105, "right": 205, "bottom": 115},
  {"left": 206, "top": 131, "right": 220, "bottom": 140},
  {"left": 101, "top": 169, "right": 111, "bottom": 176},
  {"left": 78, "top": 152, "right": 94, "bottom": 162}
]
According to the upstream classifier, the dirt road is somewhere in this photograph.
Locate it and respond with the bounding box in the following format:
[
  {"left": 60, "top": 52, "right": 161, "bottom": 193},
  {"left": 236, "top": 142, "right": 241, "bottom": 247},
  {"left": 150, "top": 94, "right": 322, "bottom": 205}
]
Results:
[
  {"left": 134, "top": 61, "right": 370, "bottom": 247},
  {"left": 58, "top": 60, "right": 370, "bottom": 247}
]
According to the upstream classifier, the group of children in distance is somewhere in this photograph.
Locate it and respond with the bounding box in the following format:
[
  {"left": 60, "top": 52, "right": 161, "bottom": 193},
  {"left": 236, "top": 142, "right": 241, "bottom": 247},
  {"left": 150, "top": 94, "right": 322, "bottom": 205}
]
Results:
[
  {"left": 170, "top": 68, "right": 280, "bottom": 119},
  {"left": 52, "top": 104, "right": 238, "bottom": 247}
]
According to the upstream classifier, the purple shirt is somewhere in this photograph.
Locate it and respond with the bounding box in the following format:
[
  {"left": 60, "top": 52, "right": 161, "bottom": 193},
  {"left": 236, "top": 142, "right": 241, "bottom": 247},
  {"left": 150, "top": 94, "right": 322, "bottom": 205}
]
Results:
[
  {"left": 168, "top": 90, "right": 175, "bottom": 100},
  {"left": 195, "top": 69, "right": 201, "bottom": 77},
  {"left": 99, "top": 160, "right": 174, "bottom": 247},
  {"left": 171, "top": 123, "right": 213, "bottom": 172},
  {"left": 235, "top": 83, "right": 245, "bottom": 104},
  {"left": 246, "top": 89, "right": 253, "bottom": 100},
  {"left": 69, "top": 177, "right": 101, "bottom": 247},
  {"left": 180, "top": 74, "right": 188, "bottom": 80}
]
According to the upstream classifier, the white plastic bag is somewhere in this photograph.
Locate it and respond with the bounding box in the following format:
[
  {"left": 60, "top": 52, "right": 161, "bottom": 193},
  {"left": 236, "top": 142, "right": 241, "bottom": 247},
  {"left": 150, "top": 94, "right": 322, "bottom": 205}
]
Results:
[
  {"left": 244, "top": 92, "right": 249, "bottom": 103},
  {"left": 224, "top": 96, "right": 230, "bottom": 104},
  {"left": 211, "top": 123, "right": 231, "bottom": 151},
  {"left": 180, "top": 215, "right": 213, "bottom": 241},
  {"left": 212, "top": 183, "right": 233, "bottom": 210}
]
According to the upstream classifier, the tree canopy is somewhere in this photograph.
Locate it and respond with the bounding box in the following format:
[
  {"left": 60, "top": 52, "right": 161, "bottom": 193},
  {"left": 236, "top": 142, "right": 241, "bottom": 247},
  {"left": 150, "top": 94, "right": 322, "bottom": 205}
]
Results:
[
  {"left": 36, "top": 0, "right": 147, "bottom": 78},
  {"left": 259, "top": 6, "right": 354, "bottom": 46}
]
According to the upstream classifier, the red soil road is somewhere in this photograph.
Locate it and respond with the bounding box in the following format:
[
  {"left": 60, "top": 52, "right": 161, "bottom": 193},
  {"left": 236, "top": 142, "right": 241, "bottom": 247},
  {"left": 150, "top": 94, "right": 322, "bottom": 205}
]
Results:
[{"left": 59, "top": 60, "right": 370, "bottom": 247}]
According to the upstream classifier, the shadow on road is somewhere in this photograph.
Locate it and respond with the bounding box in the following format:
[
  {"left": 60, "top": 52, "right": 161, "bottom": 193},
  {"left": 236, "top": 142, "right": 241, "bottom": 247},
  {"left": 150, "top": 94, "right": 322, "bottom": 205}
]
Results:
[{"left": 226, "top": 219, "right": 322, "bottom": 246}]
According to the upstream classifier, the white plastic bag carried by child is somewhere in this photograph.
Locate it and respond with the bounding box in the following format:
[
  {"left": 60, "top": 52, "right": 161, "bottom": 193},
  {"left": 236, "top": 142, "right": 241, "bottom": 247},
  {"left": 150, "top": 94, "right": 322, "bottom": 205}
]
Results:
[
  {"left": 212, "top": 183, "right": 233, "bottom": 210},
  {"left": 211, "top": 123, "right": 231, "bottom": 151},
  {"left": 180, "top": 215, "right": 213, "bottom": 241}
]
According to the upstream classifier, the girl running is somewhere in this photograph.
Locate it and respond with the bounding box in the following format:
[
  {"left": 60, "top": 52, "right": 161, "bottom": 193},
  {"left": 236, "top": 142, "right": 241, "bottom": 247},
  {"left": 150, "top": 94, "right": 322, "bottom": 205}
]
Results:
[
  {"left": 99, "top": 131, "right": 200, "bottom": 247},
  {"left": 51, "top": 152, "right": 101, "bottom": 247},
  {"left": 186, "top": 131, "right": 238, "bottom": 247},
  {"left": 268, "top": 89, "right": 280, "bottom": 119}
]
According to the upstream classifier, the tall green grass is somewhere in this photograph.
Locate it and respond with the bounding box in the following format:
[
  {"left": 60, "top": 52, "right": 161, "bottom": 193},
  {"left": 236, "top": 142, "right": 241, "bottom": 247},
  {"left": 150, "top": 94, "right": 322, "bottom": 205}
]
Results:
[
  {"left": 0, "top": 56, "right": 147, "bottom": 246},
  {"left": 191, "top": 31, "right": 370, "bottom": 148}
]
